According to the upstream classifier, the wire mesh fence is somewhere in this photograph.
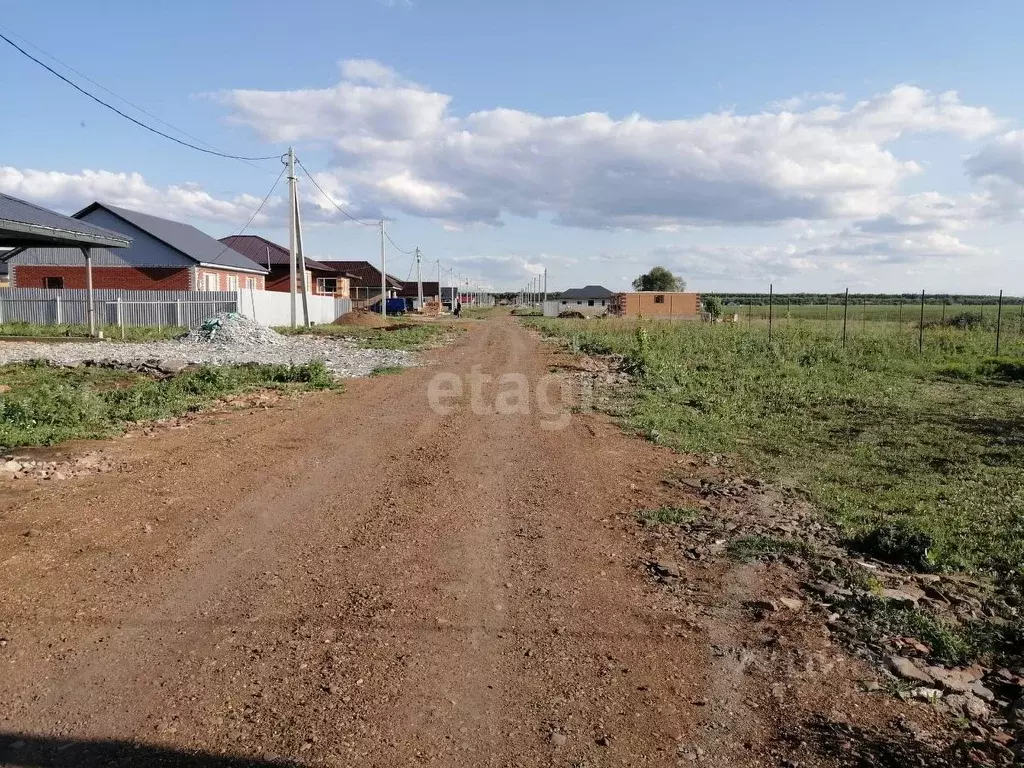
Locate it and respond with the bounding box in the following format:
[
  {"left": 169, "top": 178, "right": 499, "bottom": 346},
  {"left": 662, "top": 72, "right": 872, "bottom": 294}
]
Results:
[{"left": 712, "top": 287, "right": 1024, "bottom": 357}]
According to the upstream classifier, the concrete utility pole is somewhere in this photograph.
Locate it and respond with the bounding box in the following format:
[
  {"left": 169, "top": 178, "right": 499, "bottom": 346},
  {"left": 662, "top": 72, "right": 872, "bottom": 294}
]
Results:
[
  {"left": 436, "top": 259, "right": 441, "bottom": 303},
  {"left": 287, "top": 147, "right": 298, "bottom": 328},
  {"left": 415, "top": 247, "right": 423, "bottom": 308},
  {"left": 294, "top": 188, "right": 310, "bottom": 327},
  {"left": 543, "top": 267, "right": 547, "bottom": 306},
  {"left": 379, "top": 219, "right": 387, "bottom": 320}
]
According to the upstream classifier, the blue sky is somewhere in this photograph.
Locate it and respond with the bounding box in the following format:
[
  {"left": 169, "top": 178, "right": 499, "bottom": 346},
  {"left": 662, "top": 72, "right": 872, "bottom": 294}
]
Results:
[{"left": 4, "top": 0, "right": 1024, "bottom": 293}]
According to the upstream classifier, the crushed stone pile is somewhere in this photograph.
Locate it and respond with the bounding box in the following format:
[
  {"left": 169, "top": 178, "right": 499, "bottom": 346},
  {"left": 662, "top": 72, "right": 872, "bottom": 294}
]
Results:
[{"left": 185, "top": 313, "right": 285, "bottom": 346}]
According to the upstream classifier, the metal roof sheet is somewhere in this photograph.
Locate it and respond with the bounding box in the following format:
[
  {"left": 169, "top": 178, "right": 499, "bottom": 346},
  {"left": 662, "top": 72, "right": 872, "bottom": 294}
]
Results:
[
  {"left": 82, "top": 203, "right": 267, "bottom": 274},
  {"left": 218, "top": 234, "right": 339, "bottom": 273},
  {"left": 0, "top": 193, "right": 131, "bottom": 249}
]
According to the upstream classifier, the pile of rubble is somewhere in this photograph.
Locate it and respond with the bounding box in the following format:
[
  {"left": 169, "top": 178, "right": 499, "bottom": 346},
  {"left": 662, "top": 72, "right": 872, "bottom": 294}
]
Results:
[
  {"left": 185, "top": 313, "right": 285, "bottom": 346},
  {"left": 1, "top": 451, "right": 116, "bottom": 481},
  {"left": 638, "top": 468, "right": 1024, "bottom": 764},
  {"left": 0, "top": 318, "right": 415, "bottom": 379}
]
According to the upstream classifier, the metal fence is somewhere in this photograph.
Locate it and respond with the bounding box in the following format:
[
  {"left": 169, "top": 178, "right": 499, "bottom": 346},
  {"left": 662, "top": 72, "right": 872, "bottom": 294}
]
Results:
[{"left": 0, "top": 288, "right": 239, "bottom": 330}]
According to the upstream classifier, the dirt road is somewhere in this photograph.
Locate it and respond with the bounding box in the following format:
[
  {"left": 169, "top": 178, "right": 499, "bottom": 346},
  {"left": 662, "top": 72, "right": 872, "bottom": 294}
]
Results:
[{"left": 0, "top": 318, "right": 938, "bottom": 767}]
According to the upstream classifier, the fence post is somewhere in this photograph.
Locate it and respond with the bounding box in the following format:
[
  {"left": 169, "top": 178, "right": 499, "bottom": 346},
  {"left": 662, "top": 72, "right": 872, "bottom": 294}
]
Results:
[
  {"left": 919, "top": 289, "right": 925, "bottom": 353},
  {"left": 54, "top": 295, "right": 62, "bottom": 324},
  {"left": 996, "top": 290, "right": 1003, "bottom": 356},
  {"left": 117, "top": 297, "right": 124, "bottom": 341},
  {"left": 842, "top": 288, "right": 849, "bottom": 348},
  {"left": 176, "top": 299, "right": 183, "bottom": 328},
  {"left": 768, "top": 283, "right": 773, "bottom": 344}
]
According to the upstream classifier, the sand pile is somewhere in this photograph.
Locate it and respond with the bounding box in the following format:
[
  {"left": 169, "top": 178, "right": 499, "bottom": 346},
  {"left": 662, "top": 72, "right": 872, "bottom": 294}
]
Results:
[{"left": 333, "top": 310, "right": 392, "bottom": 329}]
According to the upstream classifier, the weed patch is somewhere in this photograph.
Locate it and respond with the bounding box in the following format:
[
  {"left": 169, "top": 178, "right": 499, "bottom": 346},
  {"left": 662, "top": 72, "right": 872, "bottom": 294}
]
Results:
[
  {"left": 0, "top": 361, "right": 335, "bottom": 449},
  {"left": 728, "top": 534, "right": 808, "bottom": 562},
  {"left": 638, "top": 506, "right": 699, "bottom": 525}
]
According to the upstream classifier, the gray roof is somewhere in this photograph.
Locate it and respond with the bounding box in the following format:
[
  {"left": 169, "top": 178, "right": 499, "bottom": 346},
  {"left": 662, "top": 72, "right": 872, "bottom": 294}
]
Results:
[
  {"left": 79, "top": 202, "right": 267, "bottom": 274},
  {"left": 560, "top": 285, "right": 614, "bottom": 300},
  {"left": 0, "top": 193, "right": 131, "bottom": 249}
]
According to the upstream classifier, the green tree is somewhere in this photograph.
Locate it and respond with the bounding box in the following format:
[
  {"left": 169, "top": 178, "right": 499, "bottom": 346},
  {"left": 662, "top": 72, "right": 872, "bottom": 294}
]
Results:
[
  {"left": 632, "top": 266, "right": 685, "bottom": 292},
  {"left": 702, "top": 295, "right": 723, "bottom": 320}
]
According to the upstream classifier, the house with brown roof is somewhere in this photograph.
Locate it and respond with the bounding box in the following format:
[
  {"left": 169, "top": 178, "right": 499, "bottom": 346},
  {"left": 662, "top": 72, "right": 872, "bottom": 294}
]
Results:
[
  {"left": 219, "top": 235, "right": 355, "bottom": 297},
  {"left": 316, "top": 260, "right": 403, "bottom": 301}
]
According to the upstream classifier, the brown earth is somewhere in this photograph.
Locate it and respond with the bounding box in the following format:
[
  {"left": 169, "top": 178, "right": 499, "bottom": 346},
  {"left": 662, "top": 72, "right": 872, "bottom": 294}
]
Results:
[
  {"left": 0, "top": 317, "right": 956, "bottom": 767},
  {"left": 331, "top": 310, "right": 392, "bottom": 328}
]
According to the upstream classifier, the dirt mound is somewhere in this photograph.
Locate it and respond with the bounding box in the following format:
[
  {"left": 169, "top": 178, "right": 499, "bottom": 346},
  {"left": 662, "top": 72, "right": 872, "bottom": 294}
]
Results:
[
  {"left": 333, "top": 310, "right": 392, "bottom": 328},
  {"left": 558, "top": 310, "right": 586, "bottom": 319}
]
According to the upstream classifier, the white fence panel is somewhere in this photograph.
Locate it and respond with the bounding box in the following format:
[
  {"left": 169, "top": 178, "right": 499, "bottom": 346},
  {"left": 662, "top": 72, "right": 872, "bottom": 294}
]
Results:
[
  {"left": 236, "top": 290, "right": 350, "bottom": 327},
  {"left": 0, "top": 288, "right": 237, "bottom": 328}
]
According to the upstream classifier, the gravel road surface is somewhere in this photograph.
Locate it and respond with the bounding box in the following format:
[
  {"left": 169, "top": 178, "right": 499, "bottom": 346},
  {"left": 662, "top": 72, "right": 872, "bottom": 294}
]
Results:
[
  {"left": 0, "top": 318, "right": 947, "bottom": 767},
  {"left": 0, "top": 335, "right": 412, "bottom": 378}
]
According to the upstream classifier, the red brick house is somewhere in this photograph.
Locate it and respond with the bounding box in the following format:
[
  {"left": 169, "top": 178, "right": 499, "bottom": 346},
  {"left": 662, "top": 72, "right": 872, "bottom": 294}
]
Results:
[
  {"left": 219, "top": 235, "right": 356, "bottom": 297},
  {"left": 4, "top": 202, "right": 268, "bottom": 291},
  {"left": 317, "top": 260, "right": 403, "bottom": 301}
]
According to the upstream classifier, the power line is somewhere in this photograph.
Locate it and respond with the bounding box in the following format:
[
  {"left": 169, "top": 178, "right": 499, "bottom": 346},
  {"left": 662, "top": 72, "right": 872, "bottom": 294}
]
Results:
[
  {"left": 0, "top": 29, "right": 281, "bottom": 163},
  {"left": 385, "top": 230, "right": 415, "bottom": 255},
  {"left": 206, "top": 165, "right": 286, "bottom": 267},
  {"left": 295, "top": 159, "right": 376, "bottom": 227}
]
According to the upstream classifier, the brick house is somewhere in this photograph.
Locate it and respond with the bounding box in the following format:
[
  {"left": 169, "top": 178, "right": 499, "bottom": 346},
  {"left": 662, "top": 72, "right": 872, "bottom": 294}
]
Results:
[
  {"left": 317, "top": 260, "right": 403, "bottom": 301},
  {"left": 4, "top": 202, "right": 267, "bottom": 291},
  {"left": 218, "top": 234, "right": 355, "bottom": 297}
]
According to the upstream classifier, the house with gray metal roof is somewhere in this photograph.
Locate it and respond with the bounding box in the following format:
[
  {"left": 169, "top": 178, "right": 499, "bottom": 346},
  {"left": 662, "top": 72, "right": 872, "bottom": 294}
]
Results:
[{"left": 3, "top": 201, "right": 267, "bottom": 292}]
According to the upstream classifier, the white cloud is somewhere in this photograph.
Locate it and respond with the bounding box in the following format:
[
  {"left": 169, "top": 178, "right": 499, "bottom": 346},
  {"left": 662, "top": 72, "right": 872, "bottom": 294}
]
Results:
[
  {"left": 0, "top": 166, "right": 285, "bottom": 229},
  {"left": 218, "top": 68, "right": 1002, "bottom": 231},
  {"left": 769, "top": 91, "right": 845, "bottom": 111}
]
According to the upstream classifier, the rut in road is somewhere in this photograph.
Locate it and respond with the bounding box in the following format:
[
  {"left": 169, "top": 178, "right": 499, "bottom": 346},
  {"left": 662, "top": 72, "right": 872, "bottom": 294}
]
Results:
[{"left": 0, "top": 317, "right": 936, "bottom": 768}]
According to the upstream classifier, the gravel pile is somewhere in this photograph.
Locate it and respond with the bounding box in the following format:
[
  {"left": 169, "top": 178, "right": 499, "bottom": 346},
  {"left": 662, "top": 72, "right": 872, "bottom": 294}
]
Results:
[
  {"left": 185, "top": 313, "right": 286, "bottom": 346},
  {"left": 0, "top": 324, "right": 414, "bottom": 379}
]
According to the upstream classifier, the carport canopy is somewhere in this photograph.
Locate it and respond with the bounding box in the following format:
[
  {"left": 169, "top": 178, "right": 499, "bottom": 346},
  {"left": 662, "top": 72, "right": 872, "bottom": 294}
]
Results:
[{"left": 0, "top": 193, "right": 131, "bottom": 334}]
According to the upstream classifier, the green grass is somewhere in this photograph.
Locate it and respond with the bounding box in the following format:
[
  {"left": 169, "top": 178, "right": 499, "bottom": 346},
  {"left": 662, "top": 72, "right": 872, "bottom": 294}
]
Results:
[
  {"left": 725, "top": 302, "right": 1023, "bottom": 326},
  {"left": 638, "top": 506, "right": 699, "bottom": 524},
  {"left": 526, "top": 316, "right": 1024, "bottom": 575},
  {"left": 274, "top": 323, "right": 453, "bottom": 350},
  {"left": 0, "top": 321, "right": 186, "bottom": 342},
  {"left": 369, "top": 365, "right": 405, "bottom": 377},
  {"left": 0, "top": 360, "right": 335, "bottom": 449},
  {"left": 727, "top": 534, "right": 809, "bottom": 562}
]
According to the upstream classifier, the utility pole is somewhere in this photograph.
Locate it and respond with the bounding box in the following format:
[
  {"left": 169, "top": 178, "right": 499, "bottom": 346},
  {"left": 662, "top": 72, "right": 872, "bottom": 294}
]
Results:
[
  {"left": 436, "top": 259, "right": 441, "bottom": 303},
  {"left": 287, "top": 147, "right": 298, "bottom": 328},
  {"left": 294, "top": 188, "right": 310, "bottom": 327},
  {"left": 543, "top": 267, "right": 548, "bottom": 306},
  {"left": 415, "top": 247, "right": 423, "bottom": 309},
  {"left": 379, "top": 219, "right": 387, "bottom": 320}
]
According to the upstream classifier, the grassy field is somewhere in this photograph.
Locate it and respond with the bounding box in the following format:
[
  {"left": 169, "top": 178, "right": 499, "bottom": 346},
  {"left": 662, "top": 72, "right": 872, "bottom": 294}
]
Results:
[
  {"left": 526, "top": 317, "right": 1024, "bottom": 576},
  {"left": 728, "top": 301, "right": 1024, "bottom": 327},
  {"left": 274, "top": 322, "right": 454, "bottom": 350},
  {"left": 0, "top": 361, "right": 334, "bottom": 450},
  {"left": 0, "top": 321, "right": 186, "bottom": 342}
]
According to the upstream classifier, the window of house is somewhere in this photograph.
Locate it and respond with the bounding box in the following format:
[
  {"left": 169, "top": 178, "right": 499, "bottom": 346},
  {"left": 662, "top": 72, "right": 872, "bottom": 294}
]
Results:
[
  {"left": 245, "top": 277, "right": 256, "bottom": 290},
  {"left": 227, "top": 275, "right": 239, "bottom": 291},
  {"left": 44, "top": 276, "right": 64, "bottom": 289},
  {"left": 317, "top": 278, "right": 338, "bottom": 295},
  {"left": 587, "top": 299, "right": 595, "bottom": 306},
  {"left": 203, "top": 273, "right": 219, "bottom": 291},
  {"left": 600, "top": 299, "right": 606, "bottom": 306},
  {"left": 576, "top": 300, "right": 582, "bottom": 305},
  {"left": 561, "top": 300, "right": 567, "bottom": 305},
  {"left": 654, "top": 295, "right": 665, "bottom": 304}
]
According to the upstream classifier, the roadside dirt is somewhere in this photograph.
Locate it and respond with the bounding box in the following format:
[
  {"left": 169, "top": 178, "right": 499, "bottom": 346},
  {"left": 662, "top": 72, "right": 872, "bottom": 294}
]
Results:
[{"left": 0, "top": 317, "right": 960, "bottom": 766}]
